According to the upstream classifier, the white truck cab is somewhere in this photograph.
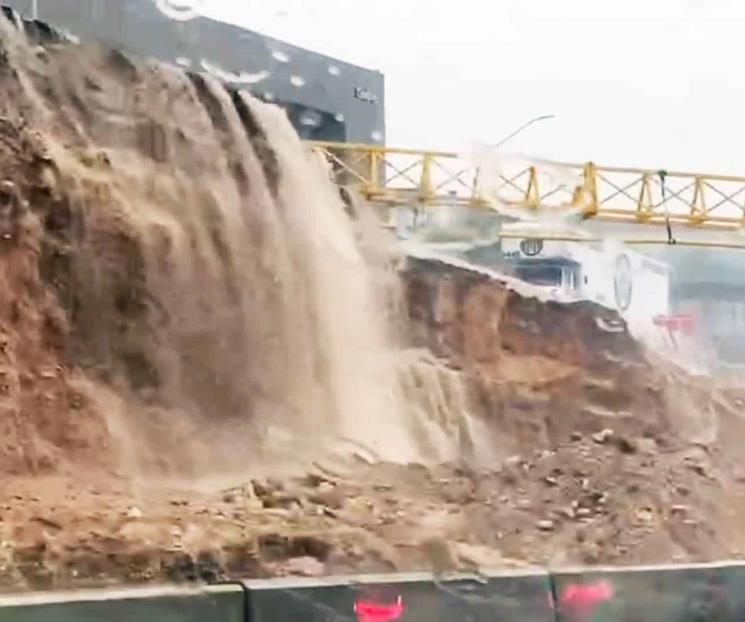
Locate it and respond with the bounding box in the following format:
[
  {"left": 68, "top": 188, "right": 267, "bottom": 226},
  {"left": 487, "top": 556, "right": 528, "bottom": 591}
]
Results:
[{"left": 500, "top": 225, "right": 671, "bottom": 349}]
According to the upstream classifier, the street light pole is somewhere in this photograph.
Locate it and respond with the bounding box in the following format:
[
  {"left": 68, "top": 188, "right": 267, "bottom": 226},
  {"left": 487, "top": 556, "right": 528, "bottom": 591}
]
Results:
[
  {"left": 31, "top": 0, "right": 38, "bottom": 20},
  {"left": 473, "top": 114, "right": 555, "bottom": 199},
  {"left": 490, "top": 114, "right": 556, "bottom": 149}
]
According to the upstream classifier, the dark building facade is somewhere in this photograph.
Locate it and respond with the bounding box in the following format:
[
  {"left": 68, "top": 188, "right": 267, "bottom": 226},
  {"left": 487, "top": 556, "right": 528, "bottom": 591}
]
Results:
[{"left": 3, "top": 0, "right": 385, "bottom": 143}]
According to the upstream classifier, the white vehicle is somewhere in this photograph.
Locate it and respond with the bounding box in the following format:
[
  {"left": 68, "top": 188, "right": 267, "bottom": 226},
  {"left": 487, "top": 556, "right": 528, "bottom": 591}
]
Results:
[{"left": 500, "top": 224, "right": 671, "bottom": 348}]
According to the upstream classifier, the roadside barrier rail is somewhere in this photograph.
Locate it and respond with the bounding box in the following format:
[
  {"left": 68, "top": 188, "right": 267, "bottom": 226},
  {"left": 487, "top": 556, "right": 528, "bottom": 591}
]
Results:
[{"left": 4, "top": 561, "right": 745, "bottom": 621}]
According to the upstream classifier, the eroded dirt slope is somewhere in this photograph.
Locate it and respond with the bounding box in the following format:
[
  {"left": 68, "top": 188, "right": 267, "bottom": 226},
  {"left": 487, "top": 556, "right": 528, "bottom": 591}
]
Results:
[
  {"left": 4, "top": 252, "right": 745, "bottom": 591},
  {"left": 402, "top": 257, "right": 724, "bottom": 451},
  {"left": 0, "top": 125, "right": 113, "bottom": 477}
]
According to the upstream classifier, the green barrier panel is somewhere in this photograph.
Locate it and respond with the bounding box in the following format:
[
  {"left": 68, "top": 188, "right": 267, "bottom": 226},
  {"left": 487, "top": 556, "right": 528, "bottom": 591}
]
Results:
[
  {"left": 0, "top": 584, "right": 245, "bottom": 622},
  {"left": 552, "top": 561, "right": 745, "bottom": 621},
  {"left": 9, "top": 562, "right": 745, "bottom": 621},
  {"left": 243, "top": 569, "right": 554, "bottom": 621}
]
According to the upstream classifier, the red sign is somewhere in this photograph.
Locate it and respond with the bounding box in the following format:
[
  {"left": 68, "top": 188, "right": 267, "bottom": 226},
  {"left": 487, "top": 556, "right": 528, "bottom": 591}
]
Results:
[
  {"left": 558, "top": 580, "right": 614, "bottom": 619},
  {"left": 354, "top": 596, "right": 405, "bottom": 622},
  {"left": 653, "top": 314, "right": 696, "bottom": 335}
]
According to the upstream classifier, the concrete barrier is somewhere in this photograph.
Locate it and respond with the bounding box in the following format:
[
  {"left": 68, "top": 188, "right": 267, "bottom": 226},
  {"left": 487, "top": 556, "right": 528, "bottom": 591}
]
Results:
[
  {"left": 552, "top": 561, "right": 745, "bottom": 621},
  {"left": 0, "top": 584, "right": 245, "bottom": 622},
  {"left": 243, "top": 569, "right": 553, "bottom": 621},
  {"left": 5, "top": 562, "right": 745, "bottom": 620}
]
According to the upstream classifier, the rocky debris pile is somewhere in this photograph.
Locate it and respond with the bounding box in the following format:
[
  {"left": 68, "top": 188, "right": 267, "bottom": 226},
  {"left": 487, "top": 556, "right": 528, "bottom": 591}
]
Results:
[
  {"left": 474, "top": 429, "right": 729, "bottom": 566},
  {"left": 0, "top": 406, "right": 744, "bottom": 592}
]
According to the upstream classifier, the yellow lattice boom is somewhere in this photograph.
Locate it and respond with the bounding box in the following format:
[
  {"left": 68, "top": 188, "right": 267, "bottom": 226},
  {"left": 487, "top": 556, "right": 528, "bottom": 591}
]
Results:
[{"left": 309, "top": 141, "right": 745, "bottom": 232}]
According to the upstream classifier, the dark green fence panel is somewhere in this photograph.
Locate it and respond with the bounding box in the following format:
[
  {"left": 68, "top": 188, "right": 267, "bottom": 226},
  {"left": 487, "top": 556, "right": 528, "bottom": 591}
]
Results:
[
  {"left": 552, "top": 562, "right": 745, "bottom": 622},
  {"left": 243, "top": 570, "right": 554, "bottom": 621},
  {"left": 0, "top": 584, "right": 245, "bottom": 622}
]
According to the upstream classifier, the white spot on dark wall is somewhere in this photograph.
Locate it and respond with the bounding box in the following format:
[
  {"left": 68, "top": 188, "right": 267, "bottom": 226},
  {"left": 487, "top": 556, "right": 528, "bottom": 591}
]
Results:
[
  {"left": 200, "top": 59, "right": 270, "bottom": 85},
  {"left": 154, "top": 0, "right": 202, "bottom": 21},
  {"left": 300, "top": 110, "right": 322, "bottom": 127}
]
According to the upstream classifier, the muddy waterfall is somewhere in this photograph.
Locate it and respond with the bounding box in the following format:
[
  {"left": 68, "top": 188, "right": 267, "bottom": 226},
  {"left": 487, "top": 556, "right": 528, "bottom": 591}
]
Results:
[{"left": 0, "top": 16, "right": 490, "bottom": 478}]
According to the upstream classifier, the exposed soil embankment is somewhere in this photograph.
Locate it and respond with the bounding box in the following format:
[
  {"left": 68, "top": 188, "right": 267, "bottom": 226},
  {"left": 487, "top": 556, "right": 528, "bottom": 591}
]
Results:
[
  {"left": 402, "top": 256, "right": 722, "bottom": 452},
  {"left": 0, "top": 122, "right": 113, "bottom": 477},
  {"left": 2, "top": 234, "right": 745, "bottom": 591},
  {"left": 398, "top": 257, "right": 745, "bottom": 565}
]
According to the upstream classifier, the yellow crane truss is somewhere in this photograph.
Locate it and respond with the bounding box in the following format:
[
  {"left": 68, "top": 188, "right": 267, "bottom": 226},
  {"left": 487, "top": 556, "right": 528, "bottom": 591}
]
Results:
[{"left": 309, "top": 141, "right": 745, "bottom": 249}]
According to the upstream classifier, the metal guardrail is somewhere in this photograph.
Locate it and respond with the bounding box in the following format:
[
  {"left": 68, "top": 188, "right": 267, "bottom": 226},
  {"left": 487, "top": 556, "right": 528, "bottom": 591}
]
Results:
[
  {"left": 309, "top": 141, "right": 745, "bottom": 231},
  {"left": 0, "top": 584, "right": 246, "bottom": 622}
]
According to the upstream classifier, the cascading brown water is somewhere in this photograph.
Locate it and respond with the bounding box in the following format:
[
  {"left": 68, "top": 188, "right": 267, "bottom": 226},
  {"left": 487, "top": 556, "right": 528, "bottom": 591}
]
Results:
[{"left": 0, "top": 16, "right": 439, "bottom": 474}]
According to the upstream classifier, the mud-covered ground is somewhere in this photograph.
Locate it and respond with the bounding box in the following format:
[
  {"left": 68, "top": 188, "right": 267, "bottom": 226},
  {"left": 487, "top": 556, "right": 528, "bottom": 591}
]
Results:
[{"left": 3, "top": 424, "right": 745, "bottom": 592}]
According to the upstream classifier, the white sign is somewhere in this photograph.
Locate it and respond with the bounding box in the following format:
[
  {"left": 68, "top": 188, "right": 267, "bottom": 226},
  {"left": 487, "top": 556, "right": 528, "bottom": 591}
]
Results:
[
  {"left": 354, "top": 87, "right": 379, "bottom": 103},
  {"left": 613, "top": 254, "right": 633, "bottom": 311},
  {"left": 519, "top": 238, "right": 544, "bottom": 256}
]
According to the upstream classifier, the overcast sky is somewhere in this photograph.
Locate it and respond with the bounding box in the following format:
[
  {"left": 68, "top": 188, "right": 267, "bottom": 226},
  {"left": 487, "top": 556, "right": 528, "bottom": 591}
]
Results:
[{"left": 198, "top": 0, "right": 742, "bottom": 175}]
